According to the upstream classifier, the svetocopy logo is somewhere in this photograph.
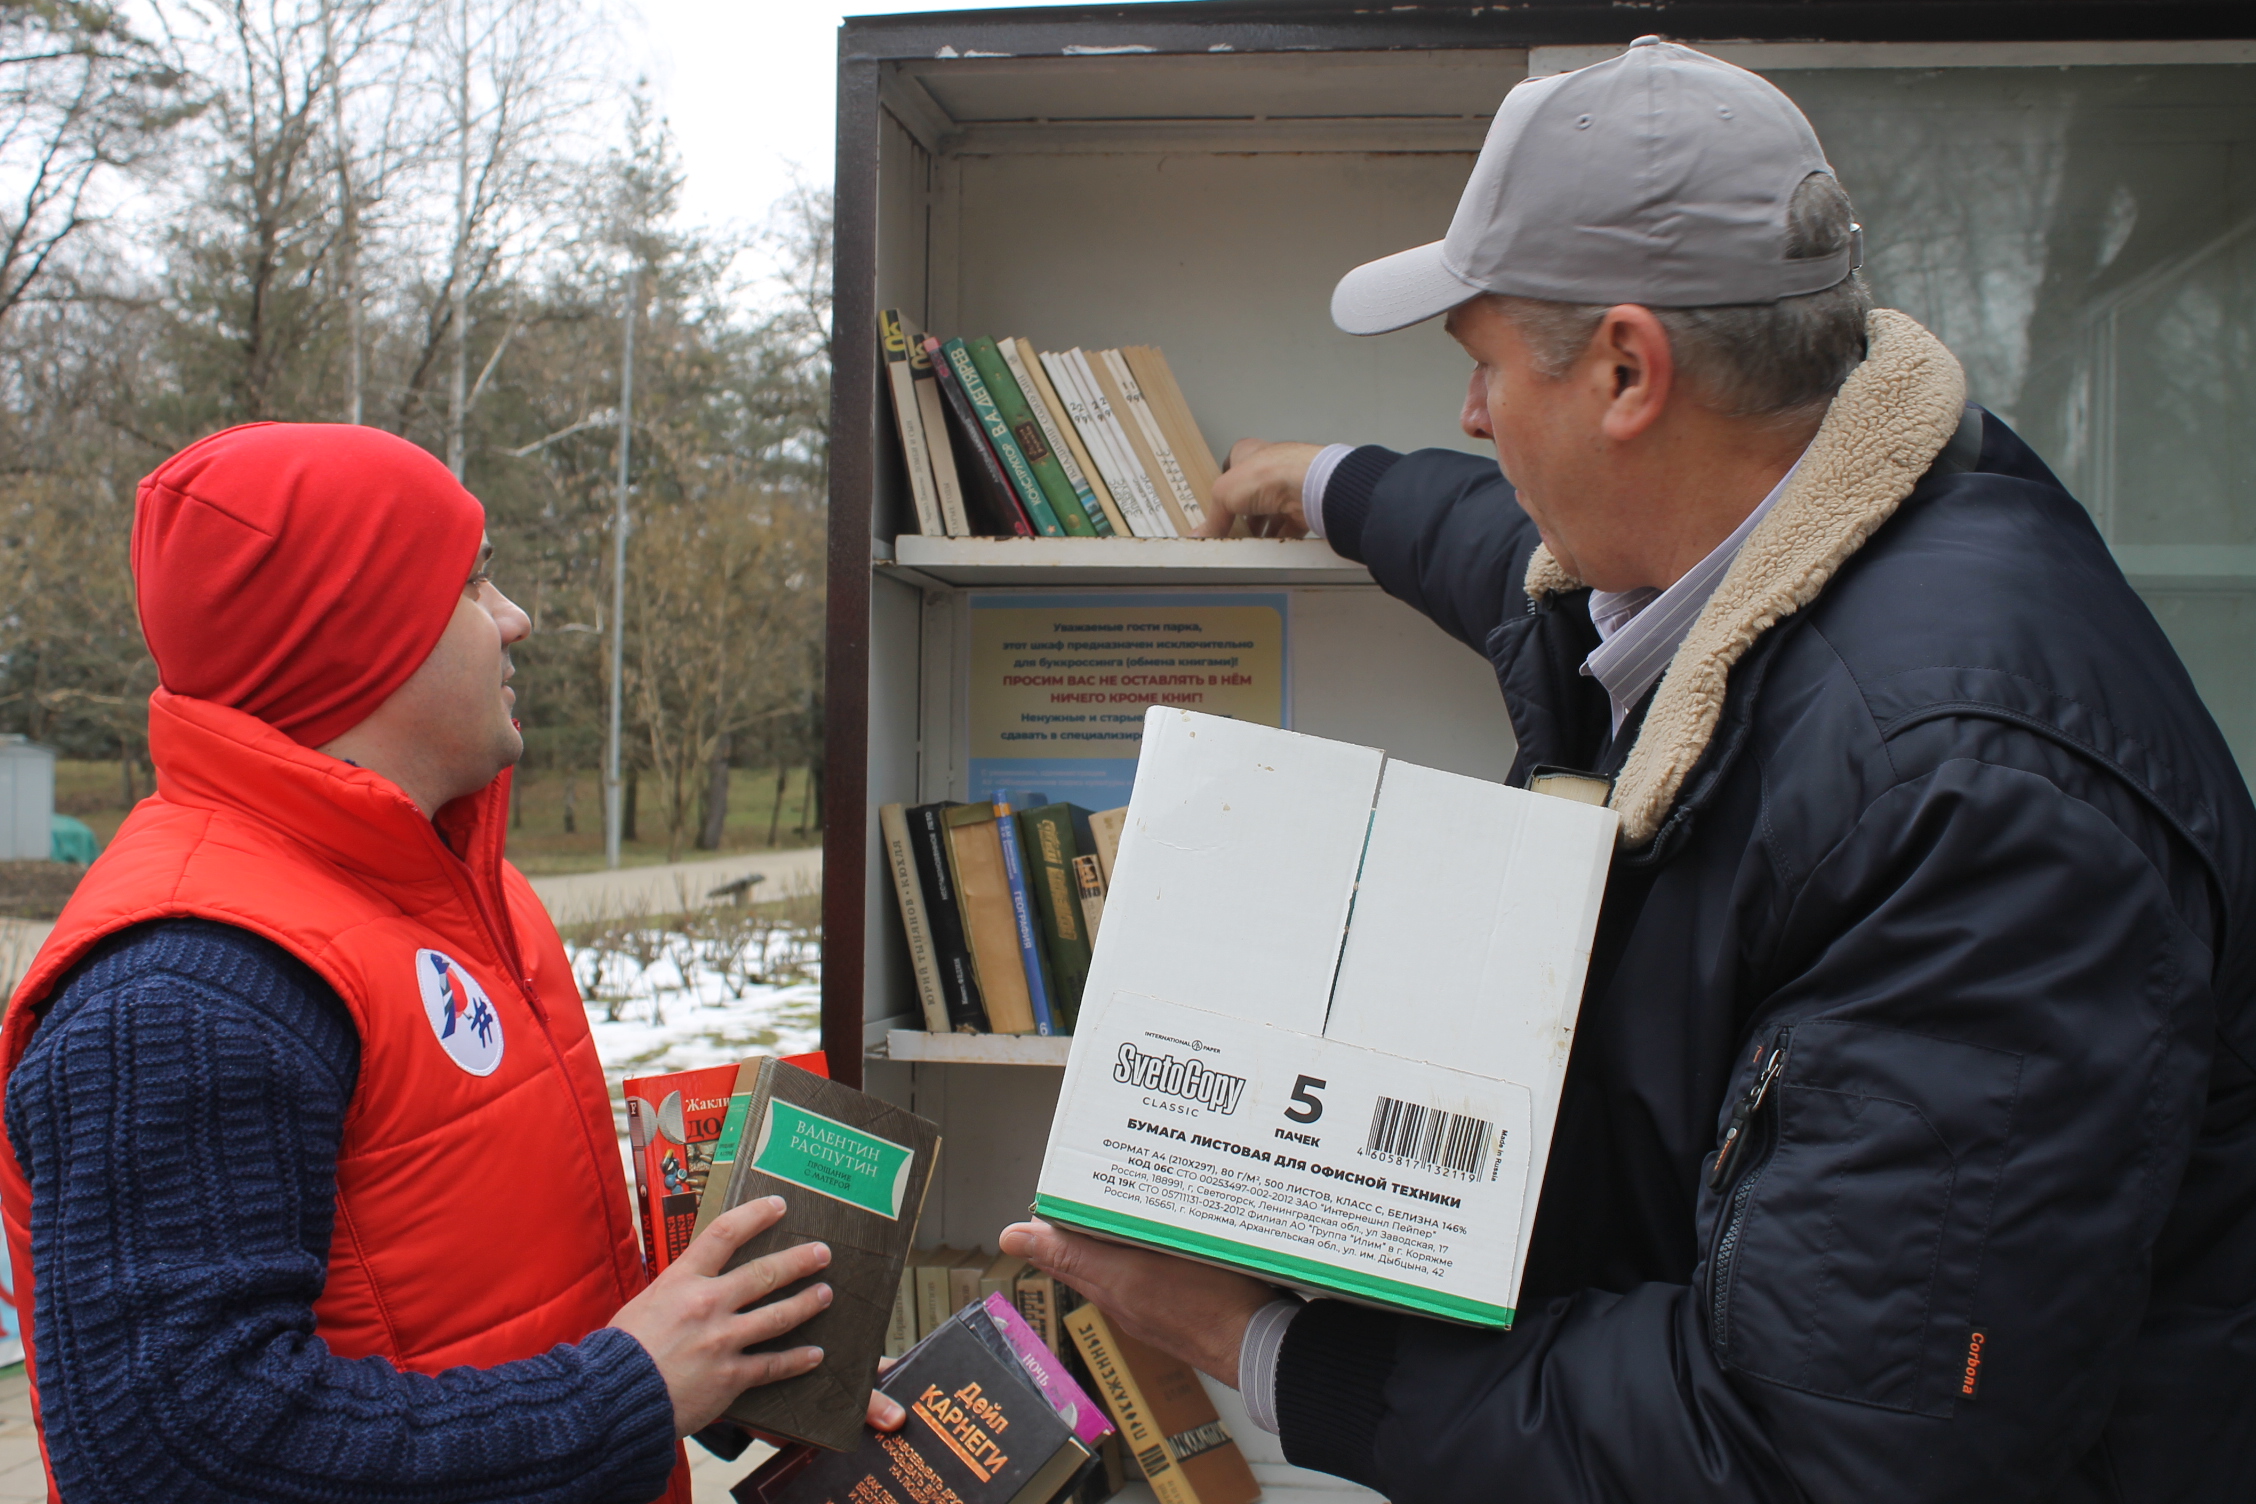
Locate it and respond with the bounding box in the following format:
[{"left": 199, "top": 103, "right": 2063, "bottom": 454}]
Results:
[{"left": 415, "top": 949, "right": 505, "bottom": 1076}]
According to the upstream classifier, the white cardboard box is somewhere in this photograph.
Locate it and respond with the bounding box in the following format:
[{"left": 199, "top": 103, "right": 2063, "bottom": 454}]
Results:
[{"left": 1036, "top": 708, "right": 1616, "bottom": 1326}]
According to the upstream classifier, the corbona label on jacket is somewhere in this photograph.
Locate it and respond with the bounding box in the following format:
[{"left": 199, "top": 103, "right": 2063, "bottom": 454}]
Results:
[{"left": 415, "top": 949, "right": 505, "bottom": 1076}]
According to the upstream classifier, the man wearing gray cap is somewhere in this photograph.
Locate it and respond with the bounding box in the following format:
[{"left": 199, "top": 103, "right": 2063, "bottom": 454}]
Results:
[{"left": 1002, "top": 37, "right": 2256, "bottom": 1502}]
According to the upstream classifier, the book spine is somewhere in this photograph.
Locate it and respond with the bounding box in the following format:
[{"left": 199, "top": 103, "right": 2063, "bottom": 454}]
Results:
[
  {"left": 884, "top": 1270, "right": 917, "bottom": 1358},
  {"left": 880, "top": 311, "right": 946, "bottom": 536},
  {"left": 1125, "top": 345, "right": 1222, "bottom": 510},
  {"left": 1067, "top": 1306, "right": 1199, "bottom": 1504},
  {"left": 906, "top": 320, "right": 972, "bottom": 536},
  {"left": 925, "top": 335, "right": 1033, "bottom": 536},
  {"left": 944, "top": 337, "right": 1065, "bottom": 536},
  {"left": 690, "top": 1060, "right": 761, "bottom": 1241},
  {"left": 1010, "top": 339, "right": 1121, "bottom": 536},
  {"left": 623, "top": 1096, "right": 658, "bottom": 1280},
  {"left": 1042, "top": 350, "right": 1154, "bottom": 539},
  {"left": 944, "top": 808, "right": 1035, "bottom": 1034},
  {"left": 1073, "top": 853, "right": 1107, "bottom": 944},
  {"left": 910, "top": 803, "right": 989, "bottom": 1032},
  {"left": 1023, "top": 807, "right": 1092, "bottom": 1031},
  {"left": 1072, "top": 349, "right": 1178, "bottom": 538},
  {"left": 880, "top": 802, "right": 951, "bottom": 1032},
  {"left": 971, "top": 336, "right": 1096, "bottom": 536},
  {"left": 1104, "top": 348, "right": 1208, "bottom": 532},
  {"left": 991, "top": 801, "right": 1057, "bottom": 1036},
  {"left": 1014, "top": 1264, "right": 1060, "bottom": 1354}
]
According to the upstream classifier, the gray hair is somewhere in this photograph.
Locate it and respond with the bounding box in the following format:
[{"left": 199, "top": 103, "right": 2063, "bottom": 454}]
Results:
[{"left": 1493, "top": 173, "right": 1873, "bottom": 423}]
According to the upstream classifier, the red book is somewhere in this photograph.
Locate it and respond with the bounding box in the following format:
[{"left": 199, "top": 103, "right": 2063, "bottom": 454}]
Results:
[{"left": 622, "top": 1063, "right": 742, "bottom": 1275}]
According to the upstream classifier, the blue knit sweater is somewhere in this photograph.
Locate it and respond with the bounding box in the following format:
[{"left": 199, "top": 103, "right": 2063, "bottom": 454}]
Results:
[{"left": 5, "top": 919, "right": 679, "bottom": 1503}]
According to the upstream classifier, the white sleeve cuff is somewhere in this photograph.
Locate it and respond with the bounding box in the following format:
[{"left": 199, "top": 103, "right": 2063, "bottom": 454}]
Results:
[
  {"left": 1237, "top": 1296, "right": 1304, "bottom": 1435},
  {"left": 1300, "top": 444, "right": 1357, "bottom": 541}
]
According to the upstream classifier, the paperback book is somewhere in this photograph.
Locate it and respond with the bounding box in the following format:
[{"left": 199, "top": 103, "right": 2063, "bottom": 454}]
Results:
[{"left": 737, "top": 1293, "right": 1108, "bottom": 1504}]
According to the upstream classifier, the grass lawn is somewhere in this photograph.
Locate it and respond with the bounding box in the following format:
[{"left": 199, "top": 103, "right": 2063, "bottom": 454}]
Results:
[{"left": 48, "top": 759, "right": 824, "bottom": 878}]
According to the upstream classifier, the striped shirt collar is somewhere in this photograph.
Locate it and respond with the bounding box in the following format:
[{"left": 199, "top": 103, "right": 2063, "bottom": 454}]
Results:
[{"left": 1582, "top": 451, "right": 1808, "bottom": 733}]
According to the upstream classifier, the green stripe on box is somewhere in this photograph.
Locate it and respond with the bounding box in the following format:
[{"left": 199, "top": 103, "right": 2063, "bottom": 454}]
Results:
[{"left": 1035, "top": 1195, "right": 1515, "bottom": 1328}]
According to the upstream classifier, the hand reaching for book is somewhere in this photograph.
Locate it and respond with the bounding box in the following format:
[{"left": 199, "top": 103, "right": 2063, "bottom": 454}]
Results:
[
  {"left": 999, "top": 1217, "right": 1273, "bottom": 1389},
  {"left": 1201, "top": 439, "right": 1326, "bottom": 538},
  {"left": 612, "top": 1195, "right": 907, "bottom": 1438}
]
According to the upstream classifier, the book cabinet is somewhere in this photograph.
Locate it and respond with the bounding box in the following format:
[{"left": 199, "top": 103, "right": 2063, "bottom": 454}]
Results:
[{"left": 821, "top": 5, "right": 2255, "bottom": 1498}]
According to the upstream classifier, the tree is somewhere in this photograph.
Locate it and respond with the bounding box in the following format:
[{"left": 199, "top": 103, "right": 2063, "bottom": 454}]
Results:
[{"left": 0, "top": 0, "right": 191, "bottom": 328}]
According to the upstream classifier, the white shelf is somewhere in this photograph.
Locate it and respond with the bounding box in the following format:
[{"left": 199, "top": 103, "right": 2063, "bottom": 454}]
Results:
[
  {"left": 876, "top": 1028, "right": 1076, "bottom": 1066},
  {"left": 879, "top": 535, "right": 1372, "bottom": 587}
]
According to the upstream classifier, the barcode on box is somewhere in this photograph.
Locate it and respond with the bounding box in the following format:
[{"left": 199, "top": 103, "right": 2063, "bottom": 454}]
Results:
[{"left": 1364, "top": 1096, "right": 1496, "bottom": 1180}]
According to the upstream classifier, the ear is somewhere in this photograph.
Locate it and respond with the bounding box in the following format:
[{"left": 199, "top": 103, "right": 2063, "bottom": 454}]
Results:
[{"left": 1591, "top": 305, "right": 1675, "bottom": 443}]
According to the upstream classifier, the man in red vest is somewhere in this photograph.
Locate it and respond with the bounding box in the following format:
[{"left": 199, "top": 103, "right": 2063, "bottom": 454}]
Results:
[{"left": 0, "top": 423, "right": 894, "bottom": 1503}]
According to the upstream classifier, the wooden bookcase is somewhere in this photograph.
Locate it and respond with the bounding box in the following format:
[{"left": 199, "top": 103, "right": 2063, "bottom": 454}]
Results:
[{"left": 820, "top": 5, "right": 2253, "bottom": 1498}]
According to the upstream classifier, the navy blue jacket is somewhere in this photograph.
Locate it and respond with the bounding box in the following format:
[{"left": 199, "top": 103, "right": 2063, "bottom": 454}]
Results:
[{"left": 1273, "top": 390, "right": 2256, "bottom": 1500}]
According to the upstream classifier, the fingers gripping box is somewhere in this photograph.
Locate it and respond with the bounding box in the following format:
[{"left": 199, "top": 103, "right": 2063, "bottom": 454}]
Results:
[{"left": 1036, "top": 709, "right": 1617, "bottom": 1327}]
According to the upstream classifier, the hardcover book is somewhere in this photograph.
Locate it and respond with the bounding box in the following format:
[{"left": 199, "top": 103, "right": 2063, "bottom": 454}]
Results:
[
  {"left": 943, "top": 335, "right": 1063, "bottom": 536},
  {"left": 925, "top": 335, "right": 1033, "bottom": 536},
  {"left": 969, "top": 335, "right": 1096, "bottom": 536},
  {"left": 1018, "top": 803, "right": 1094, "bottom": 1030},
  {"left": 991, "top": 796, "right": 1058, "bottom": 1036},
  {"left": 909, "top": 801, "right": 989, "bottom": 1033},
  {"left": 1003, "top": 337, "right": 1120, "bottom": 536},
  {"left": 622, "top": 1063, "right": 741, "bottom": 1275},
  {"left": 879, "top": 310, "right": 945, "bottom": 537},
  {"left": 1058, "top": 348, "right": 1174, "bottom": 537},
  {"left": 737, "top": 1298, "right": 1101, "bottom": 1504},
  {"left": 697, "top": 1059, "right": 942, "bottom": 1451},
  {"left": 942, "top": 803, "right": 1038, "bottom": 1034},
  {"left": 1065, "top": 1304, "right": 1257, "bottom": 1504},
  {"left": 896, "top": 311, "right": 971, "bottom": 535},
  {"left": 1038, "top": 348, "right": 1153, "bottom": 538},
  {"left": 880, "top": 802, "right": 950, "bottom": 1033}
]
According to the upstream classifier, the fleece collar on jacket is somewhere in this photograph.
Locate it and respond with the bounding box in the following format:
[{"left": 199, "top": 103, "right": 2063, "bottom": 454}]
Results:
[{"left": 1524, "top": 308, "right": 1969, "bottom": 847}]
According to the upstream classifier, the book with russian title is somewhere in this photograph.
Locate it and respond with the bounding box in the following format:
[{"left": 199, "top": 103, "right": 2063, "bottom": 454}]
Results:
[
  {"left": 879, "top": 309, "right": 947, "bottom": 538},
  {"left": 943, "top": 336, "right": 1064, "bottom": 537},
  {"left": 622, "top": 1063, "right": 741, "bottom": 1276},
  {"left": 1064, "top": 1304, "right": 1257, "bottom": 1504},
  {"left": 968, "top": 335, "right": 1096, "bottom": 536},
  {"left": 926, "top": 335, "right": 1034, "bottom": 537},
  {"left": 909, "top": 801, "right": 991, "bottom": 1033},
  {"left": 737, "top": 1293, "right": 1104, "bottom": 1504},
  {"left": 695, "top": 1058, "right": 942, "bottom": 1451}
]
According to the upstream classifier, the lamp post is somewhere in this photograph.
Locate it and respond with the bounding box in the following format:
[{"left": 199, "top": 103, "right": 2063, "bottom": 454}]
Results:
[{"left": 604, "top": 270, "right": 636, "bottom": 869}]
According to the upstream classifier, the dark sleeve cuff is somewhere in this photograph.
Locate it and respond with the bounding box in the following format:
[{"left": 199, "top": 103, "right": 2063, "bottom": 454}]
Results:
[
  {"left": 1275, "top": 1299, "right": 1401, "bottom": 1487},
  {"left": 584, "top": 1325, "right": 686, "bottom": 1497},
  {"left": 1320, "top": 446, "right": 1403, "bottom": 564}
]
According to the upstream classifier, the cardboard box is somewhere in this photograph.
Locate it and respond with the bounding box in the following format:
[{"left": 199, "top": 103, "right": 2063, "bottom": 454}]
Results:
[{"left": 1036, "top": 709, "right": 1616, "bottom": 1327}]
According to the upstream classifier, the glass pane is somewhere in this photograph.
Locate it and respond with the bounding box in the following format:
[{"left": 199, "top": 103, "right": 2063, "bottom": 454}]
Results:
[{"left": 1771, "top": 65, "right": 2256, "bottom": 781}]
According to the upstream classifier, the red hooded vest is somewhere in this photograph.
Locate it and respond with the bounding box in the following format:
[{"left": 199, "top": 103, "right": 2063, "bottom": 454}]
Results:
[{"left": 0, "top": 690, "right": 691, "bottom": 1503}]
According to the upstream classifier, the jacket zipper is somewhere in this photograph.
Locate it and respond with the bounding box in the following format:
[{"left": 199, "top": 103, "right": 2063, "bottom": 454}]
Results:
[{"left": 1708, "top": 1028, "right": 1790, "bottom": 1359}]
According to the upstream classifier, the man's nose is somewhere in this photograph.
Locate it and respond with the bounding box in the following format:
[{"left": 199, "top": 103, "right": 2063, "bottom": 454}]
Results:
[
  {"left": 490, "top": 589, "right": 532, "bottom": 645},
  {"left": 1461, "top": 369, "right": 1494, "bottom": 441}
]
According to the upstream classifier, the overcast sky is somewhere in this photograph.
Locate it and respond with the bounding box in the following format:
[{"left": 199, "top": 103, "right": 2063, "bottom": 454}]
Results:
[{"left": 632, "top": 1, "right": 1172, "bottom": 239}]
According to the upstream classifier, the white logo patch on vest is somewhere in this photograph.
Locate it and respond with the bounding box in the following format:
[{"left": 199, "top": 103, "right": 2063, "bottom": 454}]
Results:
[{"left": 415, "top": 949, "right": 505, "bottom": 1076}]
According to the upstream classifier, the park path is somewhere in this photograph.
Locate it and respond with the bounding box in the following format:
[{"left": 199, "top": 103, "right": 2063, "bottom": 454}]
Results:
[
  {"left": 526, "top": 846, "right": 824, "bottom": 927},
  {"left": 0, "top": 845, "right": 828, "bottom": 994}
]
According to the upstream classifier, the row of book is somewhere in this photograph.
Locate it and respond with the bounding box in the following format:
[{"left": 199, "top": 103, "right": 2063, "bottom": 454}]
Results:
[
  {"left": 881, "top": 797, "right": 1127, "bottom": 1036},
  {"left": 881, "top": 309, "right": 1223, "bottom": 539}
]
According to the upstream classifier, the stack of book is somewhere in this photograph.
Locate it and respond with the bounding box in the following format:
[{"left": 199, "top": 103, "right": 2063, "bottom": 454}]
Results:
[
  {"left": 739, "top": 1291, "right": 1118, "bottom": 1504},
  {"left": 881, "top": 797, "right": 1127, "bottom": 1037},
  {"left": 620, "top": 1057, "right": 941, "bottom": 1452},
  {"left": 880, "top": 310, "right": 1223, "bottom": 539}
]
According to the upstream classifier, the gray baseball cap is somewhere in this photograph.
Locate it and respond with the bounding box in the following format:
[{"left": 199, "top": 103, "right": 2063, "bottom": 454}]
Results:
[{"left": 1332, "top": 36, "right": 1857, "bottom": 335}]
